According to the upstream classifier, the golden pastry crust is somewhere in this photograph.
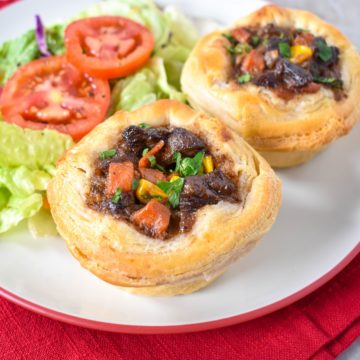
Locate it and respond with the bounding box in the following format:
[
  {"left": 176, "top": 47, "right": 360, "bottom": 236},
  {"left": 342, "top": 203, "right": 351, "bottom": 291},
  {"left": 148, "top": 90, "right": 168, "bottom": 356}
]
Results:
[
  {"left": 181, "top": 5, "right": 360, "bottom": 167},
  {"left": 47, "top": 100, "right": 281, "bottom": 296}
]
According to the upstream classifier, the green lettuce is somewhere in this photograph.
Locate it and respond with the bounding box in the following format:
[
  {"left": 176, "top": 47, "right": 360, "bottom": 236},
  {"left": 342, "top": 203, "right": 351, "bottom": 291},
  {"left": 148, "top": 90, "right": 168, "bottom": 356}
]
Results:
[
  {"left": 0, "top": 24, "right": 65, "bottom": 85},
  {"left": 0, "top": 122, "right": 73, "bottom": 234},
  {"left": 110, "top": 57, "right": 187, "bottom": 113},
  {"left": 0, "top": 0, "right": 199, "bottom": 107}
]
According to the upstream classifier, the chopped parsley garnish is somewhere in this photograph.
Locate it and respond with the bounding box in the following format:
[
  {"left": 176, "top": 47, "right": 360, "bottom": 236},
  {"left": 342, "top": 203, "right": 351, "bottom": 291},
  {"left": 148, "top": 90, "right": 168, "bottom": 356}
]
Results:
[
  {"left": 172, "top": 151, "right": 205, "bottom": 177},
  {"left": 234, "top": 43, "right": 252, "bottom": 54},
  {"left": 296, "top": 28, "right": 310, "bottom": 33},
  {"left": 139, "top": 123, "right": 151, "bottom": 129},
  {"left": 314, "top": 39, "right": 332, "bottom": 62},
  {"left": 222, "top": 33, "right": 237, "bottom": 45},
  {"left": 154, "top": 163, "right": 166, "bottom": 172},
  {"left": 131, "top": 179, "right": 139, "bottom": 191},
  {"left": 148, "top": 155, "right": 156, "bottom": 167},
  {"left": 99, "top": 149, "right": 116, "bottom": 160},
  {"left": 313, "top": 76, "right": 343, "bottom": 88},
  {"left": 250, "top": 35, "right": 260, "bottom": 46},
  {"left": 173, "top": 151, "right": 182, "bottom": 173},
  {"left": 144, "top": 153, "right": 165, "bottom": 172},
  {"left": 111, "top": 188, "right": 122, "bottom": 204},
  {"left": 179, "top": 152, "right": 205, "bottom": 177},
  {"left": 238, "top": 73, "right": 252, "bottom": 84},
  {"left": 157, "top": 178, "right": 185, "bottom": 208},
  {"left": 278, "top": 42, "right": 291, "bottom": 58}
]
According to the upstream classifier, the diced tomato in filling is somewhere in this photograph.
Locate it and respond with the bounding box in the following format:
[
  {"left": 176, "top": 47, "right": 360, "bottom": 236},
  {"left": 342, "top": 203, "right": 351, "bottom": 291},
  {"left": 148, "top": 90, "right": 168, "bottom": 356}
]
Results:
[
  {"left": 131, "top": 199, "right": 171, "bottom": 237},
  {"left": 231, "top": 27, "right": 251, "bottom": 43},
  {"left": 241, "top": 50, "right": 265, "bottom": 75},
  {"left": 107, "top": 161, "right": 134, "bottom": 195}
]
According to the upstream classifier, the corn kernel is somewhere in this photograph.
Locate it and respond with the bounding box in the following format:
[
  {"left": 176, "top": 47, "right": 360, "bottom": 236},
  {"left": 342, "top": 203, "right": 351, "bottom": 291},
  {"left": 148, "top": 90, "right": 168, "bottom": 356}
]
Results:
[
  {"left": 203, "top": 155, "right": 214, "bottom": 173},
  {"left": 290, "top": 45, "right": 313, "bottom": 64},
  {"left": 169, "top": 175, "right": 180, "bottom": 182}
]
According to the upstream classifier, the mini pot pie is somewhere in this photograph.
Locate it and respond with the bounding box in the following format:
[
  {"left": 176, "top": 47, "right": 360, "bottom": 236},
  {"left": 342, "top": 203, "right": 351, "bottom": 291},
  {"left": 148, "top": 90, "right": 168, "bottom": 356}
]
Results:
[
  {"left": 47, "top": 100, "right": 281, "bottom": 296},
  {"left": 181, "top": 5, "right": 360, "bottom": 167}
]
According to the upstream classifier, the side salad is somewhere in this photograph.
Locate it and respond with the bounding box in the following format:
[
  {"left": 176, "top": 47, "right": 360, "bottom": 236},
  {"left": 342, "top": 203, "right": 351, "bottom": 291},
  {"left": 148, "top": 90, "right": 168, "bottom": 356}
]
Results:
[{"left": 0, "top": 0, "right": 199, "bottom": 235}]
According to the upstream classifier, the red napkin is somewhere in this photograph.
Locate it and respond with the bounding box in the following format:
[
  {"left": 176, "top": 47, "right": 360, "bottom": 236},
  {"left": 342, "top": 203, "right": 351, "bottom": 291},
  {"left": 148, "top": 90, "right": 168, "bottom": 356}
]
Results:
[
  {"left": 0, "top": 0, "right": 17, "bottom": 9},
  {"left": 0, "top": 255, "right": 358, "bottom": 360},
  {"left": 0, "top": 1, "right": 359, "bottom": 359}
]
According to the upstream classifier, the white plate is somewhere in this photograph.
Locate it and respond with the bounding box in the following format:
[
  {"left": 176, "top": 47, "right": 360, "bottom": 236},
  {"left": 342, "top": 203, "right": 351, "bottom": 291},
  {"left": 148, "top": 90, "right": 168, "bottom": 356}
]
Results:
[{"left": 0, "top": 0, "right": 359, "bottom": 334}]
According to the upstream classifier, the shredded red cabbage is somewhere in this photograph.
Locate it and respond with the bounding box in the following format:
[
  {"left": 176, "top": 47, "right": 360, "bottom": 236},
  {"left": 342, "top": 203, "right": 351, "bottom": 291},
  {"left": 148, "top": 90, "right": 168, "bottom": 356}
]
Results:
[{"left": 35, "top": 14, "right": 51, "bottom": 57}]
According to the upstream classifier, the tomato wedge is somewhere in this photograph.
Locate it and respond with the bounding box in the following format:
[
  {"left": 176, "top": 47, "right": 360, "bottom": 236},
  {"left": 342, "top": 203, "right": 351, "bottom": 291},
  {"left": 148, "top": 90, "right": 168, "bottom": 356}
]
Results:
[
  {"left": 65, "top": 16, "right": 155, "bottom": 79},
  {"left": 0, "top": 55, "right": 110, "bottom": 140}
]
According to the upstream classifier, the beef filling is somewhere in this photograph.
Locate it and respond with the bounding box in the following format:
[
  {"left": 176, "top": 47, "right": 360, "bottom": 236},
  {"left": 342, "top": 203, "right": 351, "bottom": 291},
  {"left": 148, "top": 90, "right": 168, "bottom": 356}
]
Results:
[
  {"left": 86, "top": 125, "right": 240, "bottom": 239},
  {"left": 224, "top": 24, "right": 345, "bottom": 100}
]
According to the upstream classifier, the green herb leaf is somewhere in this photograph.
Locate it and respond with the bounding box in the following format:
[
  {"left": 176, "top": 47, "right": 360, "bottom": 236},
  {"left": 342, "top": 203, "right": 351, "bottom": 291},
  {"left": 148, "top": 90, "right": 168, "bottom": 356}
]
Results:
[
  {"left": 142, "top": 148, "right": 149, "bottom": 156},
  {"left": 278, "top": 42, "right": 291, "bottom": 58},
  {"left": 234, "top": 43, "right": 252, "bottom": 54},
  {"left": 296, "top": 28, "right": 310, "bottom": 33},
  {"left": 148, "top": 155, "right": 156, "bottom": 167},
  {"left": 157, "top": 178, "right": 184, "bottom": 208},
  {"left": 179, "top": 152, "right": 205, "bottom": 177},
  {"left": 131, "top": 179, "right": 139, "bottom": 191},
  {"left": 139, "top": 123, "right": 151, "bottom": 129},
  {"left": 99, "top": 149, "right": 117, "bottom": 160},
  {"left": 155, "top": 163, "right": 166, "bottom": 172},
  {"left": 313, "top": 76, "right": 343, "bottom": 88},
  {"left": 112, "top": 188, "right": 122, "bottom": 204},
  {"left": 222, "top": 33, "right": 237, "bottom": 45},
  {"left": 251, "top": 35, "right": 260, "bottom": 46},
  {"left": 238, "top": 73, "right": 252, "bottom": 84},
  {"left": 315, "top": 39, "right": 332, "bottom": 62},
  {"left": 173, "top": 151, "right": 182, "bottom": 173}
]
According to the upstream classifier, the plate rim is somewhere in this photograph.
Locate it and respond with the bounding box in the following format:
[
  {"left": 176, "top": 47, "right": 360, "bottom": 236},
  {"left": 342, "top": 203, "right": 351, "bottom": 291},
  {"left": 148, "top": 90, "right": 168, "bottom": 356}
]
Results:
[
  {"left": 0, "top": 0, "right": 359, "bottom": 336},
  {"left": 1, "top": 243, "right": 358, "bottom": 334}
]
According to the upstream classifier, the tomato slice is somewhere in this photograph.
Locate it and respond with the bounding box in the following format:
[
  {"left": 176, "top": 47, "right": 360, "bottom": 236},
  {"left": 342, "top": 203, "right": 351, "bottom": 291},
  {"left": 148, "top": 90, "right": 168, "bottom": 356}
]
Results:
[
  {"left": 0, "top": 55, "right": 110, "bottom": 140},
  {"left": 65, "top": 16, "right": 155, "bottom": 79}
]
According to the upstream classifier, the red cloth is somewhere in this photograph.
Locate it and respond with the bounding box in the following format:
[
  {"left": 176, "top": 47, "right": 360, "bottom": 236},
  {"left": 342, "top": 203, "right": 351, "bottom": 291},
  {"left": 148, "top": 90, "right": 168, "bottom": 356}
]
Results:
[
  {"left": 0, "top": 1, "right": 359, "bottom": 358},
  {"left": 0, "top": 0, "right": 17, "bottom": 9},
  {"left": 0, "top": 255, "right": 358, "bottom": 360}
]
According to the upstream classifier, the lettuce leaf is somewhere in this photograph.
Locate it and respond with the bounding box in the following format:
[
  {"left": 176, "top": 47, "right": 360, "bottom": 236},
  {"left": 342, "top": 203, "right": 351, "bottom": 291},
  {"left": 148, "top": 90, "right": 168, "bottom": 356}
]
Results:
[
  {"left": 0, "top": 193, "right": 43, "bottom": 234},
  {"left": 110, "top": 57, "right": 186, "bottom": 113},
  {"left": 0, "top": 122, "right": 73, "bottom": 234},
  {"left": 0, "top": 122, "right": 73, "bottom": 170},
  {"left": 0, "top": 24, "right": 65, "bottom": 85}
]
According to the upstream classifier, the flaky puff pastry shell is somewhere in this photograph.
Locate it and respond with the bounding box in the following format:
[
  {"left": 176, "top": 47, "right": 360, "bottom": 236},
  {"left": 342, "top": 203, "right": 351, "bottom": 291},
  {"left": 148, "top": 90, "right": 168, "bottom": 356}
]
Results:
[
  {"left": 47, "top": 100, "right": 281, "bottom": 296},
  {"left": 181, "top": 5, "right": 360, "bottom": 168}
]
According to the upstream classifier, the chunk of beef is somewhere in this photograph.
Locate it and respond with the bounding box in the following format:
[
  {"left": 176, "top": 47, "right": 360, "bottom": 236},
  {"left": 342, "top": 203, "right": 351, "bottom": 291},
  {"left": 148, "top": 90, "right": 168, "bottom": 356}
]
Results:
[
  {"left": 107, "top": 191, "right": 141, "bottom": 218},
  {"left": 275, "top": 59, "right": 313, "bottom": 89},
  {"left": 254, "top": 71, "right": 280, "bottom": 88},
  {"left": 144, "top": 127, "right": 170, "bottom": 148},
  {"left": 264, "top": 49, "right": 279, "bottom": 69},
  {"left": 205, "top": 170, "right": 237, "bottom": 197},
  {"left": 179, "top": 176, "right": 219, "bottom": 211},
  {"left": 259, "top": 24, "right": 292, "bottom": 39},
  {"left": 160, "top": 128, "right": 206, "bottom": 165},
  {"left": 122, "top": 126, "right": 146, "bottom": 154},
  {"left": 265, "top": 37, "right": 290, "bottom": 52},
  {"left": 178, "top": 211, "right": 196, "bottom": 233},
  {"left": 179, "top": 170, "right": 238, "bottom": 211}
]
